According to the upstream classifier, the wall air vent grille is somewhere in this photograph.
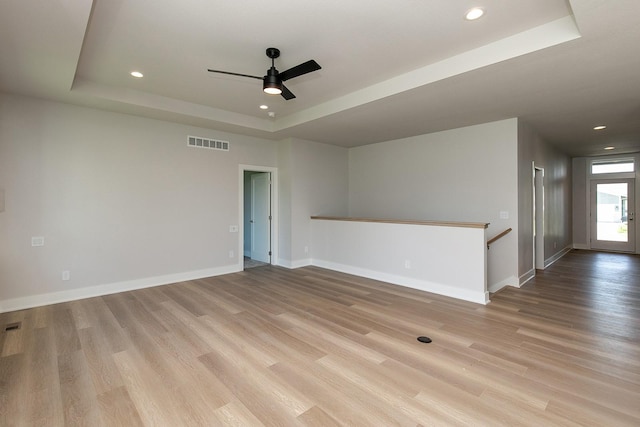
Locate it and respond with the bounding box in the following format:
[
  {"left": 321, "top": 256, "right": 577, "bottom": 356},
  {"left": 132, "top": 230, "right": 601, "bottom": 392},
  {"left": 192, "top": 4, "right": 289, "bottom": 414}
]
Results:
[{"left": 188, "top": 136, "right": 229, "bottom": 151}]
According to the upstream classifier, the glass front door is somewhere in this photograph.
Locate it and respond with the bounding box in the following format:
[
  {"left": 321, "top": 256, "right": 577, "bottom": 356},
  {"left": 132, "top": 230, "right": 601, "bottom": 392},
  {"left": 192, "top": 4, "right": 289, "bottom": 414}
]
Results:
[{"left": 590, "top": 179, "right": 635, "bottom": 252}]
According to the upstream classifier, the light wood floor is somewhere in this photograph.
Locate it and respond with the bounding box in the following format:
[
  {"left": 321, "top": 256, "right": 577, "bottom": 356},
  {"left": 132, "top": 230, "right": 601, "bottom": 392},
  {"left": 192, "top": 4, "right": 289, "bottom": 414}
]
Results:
[{"left": 1, "top": 250, "right": 639, "bottom": 426}]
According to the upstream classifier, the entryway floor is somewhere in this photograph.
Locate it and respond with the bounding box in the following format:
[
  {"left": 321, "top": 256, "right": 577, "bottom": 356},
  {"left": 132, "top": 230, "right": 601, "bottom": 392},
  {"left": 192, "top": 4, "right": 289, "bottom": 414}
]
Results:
[{"left": 244, "top": 256, "right": 269, "bottom": 269}]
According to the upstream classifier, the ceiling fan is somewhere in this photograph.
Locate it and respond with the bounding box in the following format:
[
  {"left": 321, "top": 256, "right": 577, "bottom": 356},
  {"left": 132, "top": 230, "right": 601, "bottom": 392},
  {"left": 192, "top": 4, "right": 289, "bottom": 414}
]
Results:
[{"left": 208, "top": 47, "right": 321, "bottom": 100}]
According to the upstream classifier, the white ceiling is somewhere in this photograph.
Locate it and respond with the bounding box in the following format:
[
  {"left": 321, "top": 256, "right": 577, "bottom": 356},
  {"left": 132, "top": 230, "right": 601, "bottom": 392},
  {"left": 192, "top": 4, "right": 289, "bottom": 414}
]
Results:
[{"left": 2, "top": 0, "right": 639, "bottom": 157}]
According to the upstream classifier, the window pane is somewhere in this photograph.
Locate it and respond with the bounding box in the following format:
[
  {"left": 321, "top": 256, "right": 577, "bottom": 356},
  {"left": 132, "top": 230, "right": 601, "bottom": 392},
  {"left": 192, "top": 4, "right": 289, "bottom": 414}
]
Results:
[
  {"left": 596, "top": 183, "right": 628, "bottom": 242},
  {"left": 592, "top": 161, "right": 634, "bottom": 174}
]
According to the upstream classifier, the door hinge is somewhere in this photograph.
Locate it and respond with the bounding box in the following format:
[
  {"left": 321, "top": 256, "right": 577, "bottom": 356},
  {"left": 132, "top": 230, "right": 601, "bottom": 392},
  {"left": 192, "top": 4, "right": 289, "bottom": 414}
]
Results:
[
  {"left": 268, "top": 251, "right": 272, "bottom": 256},
  {"left": 269, "top": 215, "right": 272, "bottom": 220}
]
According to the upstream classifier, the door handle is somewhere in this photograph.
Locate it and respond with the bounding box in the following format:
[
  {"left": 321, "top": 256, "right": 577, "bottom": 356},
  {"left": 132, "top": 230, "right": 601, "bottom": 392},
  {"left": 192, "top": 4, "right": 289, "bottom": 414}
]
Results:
[{"left": 629, "top": 212, "right": 634, "bottom": 221}]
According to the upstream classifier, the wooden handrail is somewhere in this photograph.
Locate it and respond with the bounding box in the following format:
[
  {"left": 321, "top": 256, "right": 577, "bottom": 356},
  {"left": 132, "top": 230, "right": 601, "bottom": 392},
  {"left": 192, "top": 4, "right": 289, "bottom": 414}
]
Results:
[
  {"left": 487, "top": 228, "right": 512, "bottom": 249},
  {"left": 311, "top": 216, "right": 489, "bottom": 229}
]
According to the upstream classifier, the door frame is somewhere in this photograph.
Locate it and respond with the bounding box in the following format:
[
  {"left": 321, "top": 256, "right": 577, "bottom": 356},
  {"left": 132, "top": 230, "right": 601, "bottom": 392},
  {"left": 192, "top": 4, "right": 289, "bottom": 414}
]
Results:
[
  {"left": 590, "top": 178, "right": 635, "bottom": 252},
  {"left": 250, "top": 172, "right": 271, "bottom": 263},
  {"left": 239, "top": 165, "right": 278, "bottom": 268},
  {"left": 533, "top": 164, "right": 545, "bottom": 270}
]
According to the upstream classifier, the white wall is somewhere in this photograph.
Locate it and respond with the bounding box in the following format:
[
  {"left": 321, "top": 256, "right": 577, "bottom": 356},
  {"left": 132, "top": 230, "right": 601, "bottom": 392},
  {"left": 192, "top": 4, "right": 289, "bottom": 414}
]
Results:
[
  {"left": 518, "top": 121, "right": 572, "bottom": 281},
  {"left": 0, "top": 94, "right": 278, "bottom": 311},
  {"left": 277, "top": 139, "right": 293, "bottom": 264},
  {"left": 278, "top": 138, "right": 349, "bottom": 267},
  {"left": 311, "top": 219, "right": 488, "bottom": 304},
  {"left": 348, "top": 119, "right": 519, "bottom": 291}
]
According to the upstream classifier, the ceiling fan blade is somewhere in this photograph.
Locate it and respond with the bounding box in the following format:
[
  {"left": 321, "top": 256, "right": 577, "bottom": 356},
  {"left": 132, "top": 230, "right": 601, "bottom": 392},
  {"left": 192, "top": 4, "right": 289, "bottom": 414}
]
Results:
[
  {"left": 279, "top": 60, "right": 321, "bottom": 82},
  {"left": 281, "top": 84, "right": 296, "bottom": 100},
  {"left": 207, "top": 69, "right": 262, "bottom": 80}
]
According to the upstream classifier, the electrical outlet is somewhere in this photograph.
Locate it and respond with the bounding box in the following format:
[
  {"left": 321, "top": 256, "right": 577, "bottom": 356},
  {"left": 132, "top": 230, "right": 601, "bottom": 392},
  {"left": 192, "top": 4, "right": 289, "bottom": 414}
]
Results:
[
  {"left": 229, "top": 225, "right": 238, "bottom": 232},
  {"left": 304, "top": 246, "right": 309, "bottom": 254},
  {"left": 31, "top": 236, "right": 44, "bottom": 246},
  {"left": 404, "top": 260, "right": 411, "bottom": 269},
  {"left": 499, "top": 211, "right": 509, "bottom": 219},
  {"left": 62, "top": 271, "right": 70, "bottom": 281},
  {"left": 229, "top": 250, "right": 234, "bottom": 258}
]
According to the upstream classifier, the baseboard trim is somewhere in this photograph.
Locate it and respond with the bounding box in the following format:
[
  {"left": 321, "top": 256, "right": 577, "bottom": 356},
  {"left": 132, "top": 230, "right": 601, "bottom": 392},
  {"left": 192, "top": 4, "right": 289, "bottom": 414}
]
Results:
[
  {"left": 488, "top": 275, "right": 519, "bottom": 293},
  {"left": 311, "top": 259, "right": 489, "bottom": 305},
  {"left": 0, "top": 264, "right": 242, "bottom": 313},
  {"left": 277, "top": 258, "right": 312, "bottom": 269},
  {"left": 545, "top": 246, "right": 572, "bottom": 268},
  {"left": 519, "top": 268, "right": 535, "bottom": 287}
]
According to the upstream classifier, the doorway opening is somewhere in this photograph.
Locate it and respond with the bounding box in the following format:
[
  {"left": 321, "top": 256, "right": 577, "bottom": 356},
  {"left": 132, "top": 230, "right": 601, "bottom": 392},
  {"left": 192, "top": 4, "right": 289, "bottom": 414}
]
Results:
[
  {"left": 240, "top": 165, "right": 278, "bottom": 270},
  {"left": 590, "top": 179, "right": 635, "bottom": 252}
]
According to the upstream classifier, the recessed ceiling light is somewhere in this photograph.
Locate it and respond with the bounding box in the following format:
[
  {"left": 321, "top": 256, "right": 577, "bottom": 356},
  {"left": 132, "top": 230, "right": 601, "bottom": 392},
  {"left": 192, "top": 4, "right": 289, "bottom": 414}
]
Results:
[
  {"left": 465, "top": 7, "right": 484, "bottom": 21},
  {"left": 130, "top": 71, "right": 144, "bottom": 78},
  {"left": 593, "top": 125, "right": 607, "bottom": 130},
  {"left": 259, "top": 105, "right": 269, "bottom": 110},
  {"left": 604, "top": 146, "right": 615, "bottom": 150}
]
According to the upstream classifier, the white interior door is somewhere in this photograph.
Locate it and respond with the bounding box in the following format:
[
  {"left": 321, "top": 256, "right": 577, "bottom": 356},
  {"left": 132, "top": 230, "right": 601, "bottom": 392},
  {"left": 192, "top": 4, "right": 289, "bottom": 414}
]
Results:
[
  {"left": 250, "top": 172, "right": 271, "bottom": 263},
  {"left": 590, "top": 179, "right": 635, "bottom": 252}
]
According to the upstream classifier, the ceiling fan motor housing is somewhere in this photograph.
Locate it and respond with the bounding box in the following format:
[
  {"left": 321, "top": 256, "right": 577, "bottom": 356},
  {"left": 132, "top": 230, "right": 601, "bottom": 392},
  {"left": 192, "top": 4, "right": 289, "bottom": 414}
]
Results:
[{"left": 263, "top": 67, "right": 282, "bottom": 93}]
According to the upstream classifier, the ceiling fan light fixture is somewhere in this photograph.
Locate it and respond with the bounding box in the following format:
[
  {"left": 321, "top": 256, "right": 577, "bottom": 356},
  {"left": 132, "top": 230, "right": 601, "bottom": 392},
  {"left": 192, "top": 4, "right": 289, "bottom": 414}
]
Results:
[
  {"left": 264, "top": 86, "right": 282, "bottom": 95},
  {"left": 263, "top": 71, "right": 282, "bottom": 95}
]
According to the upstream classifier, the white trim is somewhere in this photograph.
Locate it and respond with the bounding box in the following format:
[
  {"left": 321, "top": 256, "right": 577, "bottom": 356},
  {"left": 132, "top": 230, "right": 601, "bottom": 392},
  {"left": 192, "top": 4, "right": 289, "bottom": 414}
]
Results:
[
  {"left": 488, "top": 275, "right": 519, "bottom": 293},
  {"left": 312, "top": 259, "right": 489, "bottom": 305},
  {"left": 519, "top": 268, "right": 535, "bottom": 287},
  {"left": 533, "top": 164, "right": 545, "bottom": 270},
  {"left": 573, "top": 243, "right": 589, "bottom": 250},
  {"left": 545, "top": 245, "right": 572, "bottom": 268},
  {"left": 0, "top": 264, "right": 241, "bottom": 314},
  {"left": 239, "top": 165, "right": 279, "bottom": 267},
  {"left": 278, "top": 258, "right": 312, "bottom": 269}
]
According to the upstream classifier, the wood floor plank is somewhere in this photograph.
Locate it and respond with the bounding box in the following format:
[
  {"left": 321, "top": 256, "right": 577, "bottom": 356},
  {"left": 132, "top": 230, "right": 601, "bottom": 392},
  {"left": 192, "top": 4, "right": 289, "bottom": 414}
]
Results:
[
  {"left": 198, "top": 352, "right": 306, "bottom": 426},
  {"left": 111, "top": 349, "right": 187, "bottom": 426},
  {"left": 0, "top": 353, "right": 26, "bottom": 425},
  {"left": 297, "top": 405, "right": 343, "bottom": 427},
  {"left": 52, "top": 307, "right": 81, "bottom": 356},
  {"left": 1, "top": 249, "right": 639, "bottom": 425},
  {"left": 280, "top": 314, "right": 389, "bottom": 364},
  {"left": 77, "top": 327, "right": 124, "bottom": 395},
  {"left": 96, "top": 386, "right": 144, "bottom": 427},
  {"left": 271, "top": 359, "right": 423, "bottom": 426},
  {"left": 213, "top": 399, "right": 266, "bottom": 426},
  {"left": 364, "top": 330, "right": 488, "bottom": 397},
  {"left": 24, "top": 326, "right": 65, "bottom": 425},
  {"left": 57, "top": 350, "right": 104, "bottom": 426}
]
